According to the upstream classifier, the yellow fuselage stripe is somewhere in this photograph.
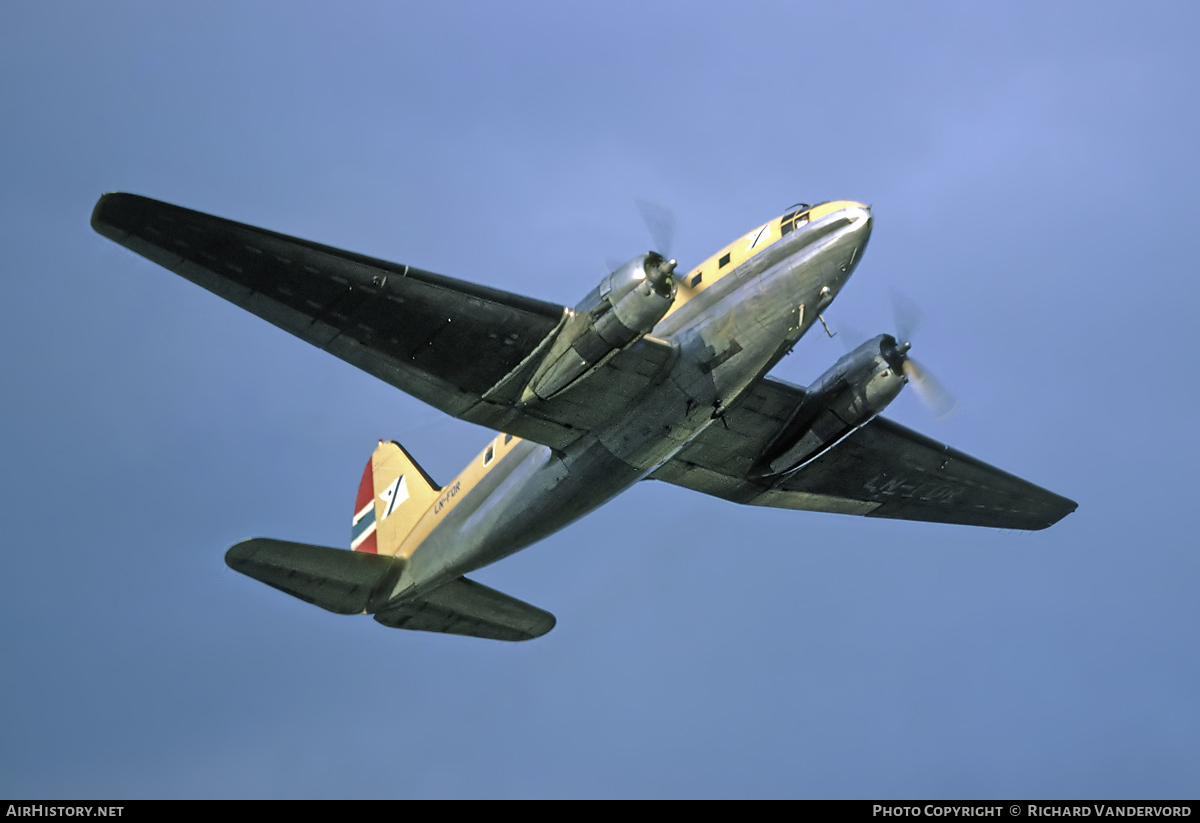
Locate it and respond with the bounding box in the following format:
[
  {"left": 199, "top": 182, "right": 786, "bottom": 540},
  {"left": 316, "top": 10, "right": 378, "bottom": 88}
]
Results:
[
  {"left": 665, "top": 200, "right": 865, "bottom": 319},
  {"left": 395, "top": 432, "right": 523, "bottom": 558}
]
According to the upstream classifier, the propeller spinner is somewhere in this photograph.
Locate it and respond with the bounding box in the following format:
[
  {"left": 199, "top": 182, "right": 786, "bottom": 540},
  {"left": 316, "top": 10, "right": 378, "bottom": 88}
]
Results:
[
  {"left": 643, "top": 251, "right": 677, "bottom": 298},
  {"left": 636, "top": 199, "right": 679, "bottom": 298}
]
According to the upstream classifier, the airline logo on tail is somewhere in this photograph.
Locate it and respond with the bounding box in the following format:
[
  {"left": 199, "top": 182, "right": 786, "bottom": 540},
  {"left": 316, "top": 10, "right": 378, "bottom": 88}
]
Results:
[
  {"left": 351, "top": 440, "right": 441, "bottom": 555},
  {"left": 379, "top": 475, "right": 409, "bottom": 519},
  {"left": 350, "top": 476, "right": 406, "bottom": 550}
]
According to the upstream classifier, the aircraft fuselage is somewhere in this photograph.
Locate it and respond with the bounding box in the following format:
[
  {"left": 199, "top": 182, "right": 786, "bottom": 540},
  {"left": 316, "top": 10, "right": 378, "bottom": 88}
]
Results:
[{"left": 388, "top": 202, "right": 874, "bottom": 603}]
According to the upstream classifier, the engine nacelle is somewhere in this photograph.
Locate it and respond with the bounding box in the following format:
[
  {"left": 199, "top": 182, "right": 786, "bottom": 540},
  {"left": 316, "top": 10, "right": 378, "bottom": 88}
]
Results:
[
  {"left": 524, "top": 253, "right": 676, "bottom": 401},
  {"left": 751, "top": 335, "right": 908, "bottom": 477}
]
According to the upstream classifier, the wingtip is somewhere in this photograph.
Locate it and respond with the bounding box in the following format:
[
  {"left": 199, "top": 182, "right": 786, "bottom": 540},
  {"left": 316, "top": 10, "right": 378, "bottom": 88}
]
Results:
[
  {"left": 225, "top": 537, "right": 267, "bottom": 570},
  {"left": 90, "top": 193, "right": 112, "bottom": 233},
  {"left": 90, "top": 191, "right": 129, "bottom": 235},
  {"left": 1034, "top": 497, "right": 1079, "bottom": 530},
  {"left": 526, "top": 612, "right": 557, "bottom": 641}
]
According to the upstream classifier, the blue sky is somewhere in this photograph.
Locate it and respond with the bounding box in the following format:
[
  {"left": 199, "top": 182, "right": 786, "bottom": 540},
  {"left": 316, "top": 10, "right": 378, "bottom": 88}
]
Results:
[{"left": 2, "top": 1, "right": 1198, "bottom": 799}]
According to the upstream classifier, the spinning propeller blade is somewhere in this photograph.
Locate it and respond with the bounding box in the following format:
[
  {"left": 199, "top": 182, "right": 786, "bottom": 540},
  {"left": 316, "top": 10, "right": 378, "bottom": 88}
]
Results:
[
  {"left": 902, "top": 357, "right": 959, "bottom": 419},
  {"left": 880, "top": 291, "right": 959, "bottom": 419},
  {"left": 635, "top": 198, "right": 677, "bottom": 260}
]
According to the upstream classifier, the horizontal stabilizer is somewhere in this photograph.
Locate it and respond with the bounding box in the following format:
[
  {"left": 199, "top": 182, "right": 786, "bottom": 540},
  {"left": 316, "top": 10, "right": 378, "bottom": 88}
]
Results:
[
  {"left": 226, "top": 539, "right": 554, "bottom": 641},
  {"left": 226, "top": 538, "right": 403, "bottom": 615},
  {"left": 374, "top": 576, "right": 556, "bottom": 642}
]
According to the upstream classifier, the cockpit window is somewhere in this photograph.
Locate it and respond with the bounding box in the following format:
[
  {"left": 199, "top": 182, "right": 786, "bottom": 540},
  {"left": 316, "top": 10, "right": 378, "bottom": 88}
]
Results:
[{"left": 780, "top": 204, "right": 811, "bottom": 237}]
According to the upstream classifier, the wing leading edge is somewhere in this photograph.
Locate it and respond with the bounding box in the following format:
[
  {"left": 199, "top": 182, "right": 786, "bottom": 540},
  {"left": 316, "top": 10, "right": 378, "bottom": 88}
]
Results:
[
  {"left": 651, "top": 378, "right": 1076, "bottom": 530},
  {"left": 92, "top": 193, "right": 676, "bottom": 451}
]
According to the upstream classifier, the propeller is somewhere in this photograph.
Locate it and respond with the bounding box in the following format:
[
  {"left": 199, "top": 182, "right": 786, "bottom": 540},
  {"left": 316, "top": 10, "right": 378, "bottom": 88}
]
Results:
[
  {"left": 890, "top": 289, "right": 923, "bottom": 347},
  {"left": 635, "top": 199, "right": 678, "bottom": 298},
  {"left": 881, "top": 291, "right": 959, "bottom": 419},
  {"left": 635, "top": 198, "right": 676, "bottom": 260},
  {"left": 899, "top": 350, "right": 959, "bottom": 419}
]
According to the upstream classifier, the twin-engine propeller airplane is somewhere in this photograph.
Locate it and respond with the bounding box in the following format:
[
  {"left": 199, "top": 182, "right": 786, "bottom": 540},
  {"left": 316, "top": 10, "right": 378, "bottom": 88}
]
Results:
[{"left": 92, "top": 193, "right": 1075, "bottom": 641}]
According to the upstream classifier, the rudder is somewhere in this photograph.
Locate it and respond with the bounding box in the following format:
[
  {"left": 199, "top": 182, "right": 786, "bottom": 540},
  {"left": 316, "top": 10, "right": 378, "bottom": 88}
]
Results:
[{"left": 351, "top": 440, "right": 440, "bottom": 556}]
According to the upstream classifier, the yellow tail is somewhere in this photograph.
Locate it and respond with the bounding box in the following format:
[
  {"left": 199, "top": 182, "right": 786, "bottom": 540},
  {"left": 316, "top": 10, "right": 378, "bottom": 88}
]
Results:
[{"left": 350, "top": 440, "right": 440, "bottom": 556}]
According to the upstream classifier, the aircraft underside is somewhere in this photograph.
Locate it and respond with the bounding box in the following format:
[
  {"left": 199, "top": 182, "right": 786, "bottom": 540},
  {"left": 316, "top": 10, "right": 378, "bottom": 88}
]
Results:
[{"left": 92, "top": 193, "right": 1076, "bottom": 640}]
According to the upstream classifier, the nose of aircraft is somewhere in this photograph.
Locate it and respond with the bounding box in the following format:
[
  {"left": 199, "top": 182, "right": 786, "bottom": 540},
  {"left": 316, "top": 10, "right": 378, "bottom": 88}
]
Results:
[
  {"left": 822, "top": 202, "right": 872, "bottom": 296},
  {"left": 849, "top": 202, "right": 872, "bottom": 232},
  {"left": 847, "top": 201, "right": 872, "bottom": 251},
  {"left": 812, "top": 200, "right": 872, "bottom": 246},
  {"left": 860, "top": 204, "right": 873, "bottom": 250},
  {"left": 838, "top": 201, "right": 872, "bottom": 265}
]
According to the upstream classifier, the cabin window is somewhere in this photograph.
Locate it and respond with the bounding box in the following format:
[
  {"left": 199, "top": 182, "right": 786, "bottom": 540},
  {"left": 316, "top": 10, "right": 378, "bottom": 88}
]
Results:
[
  {"left": 504, "top": 432, "right": 513, "bottom": 445},
  {"left": 689, "top": 271, "right": 703, "bottom": 288},
  {"left": 719, "top": 253, "right": 731, "bottom": 268},
  {"left": 483, "top": 444, "right": 495, "bottom": 466}
]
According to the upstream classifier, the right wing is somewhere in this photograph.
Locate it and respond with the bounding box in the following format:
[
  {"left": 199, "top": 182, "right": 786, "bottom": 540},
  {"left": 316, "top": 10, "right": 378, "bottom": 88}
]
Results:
[
  {"left": 651, "top": 377, "right": 1077, "bottom": 530},
  {"left": 92, "top": 193, "right": 674, "bottom": 450}
]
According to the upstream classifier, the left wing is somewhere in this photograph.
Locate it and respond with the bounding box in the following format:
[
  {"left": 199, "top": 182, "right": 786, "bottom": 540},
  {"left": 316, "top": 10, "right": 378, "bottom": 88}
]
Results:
[
  {"left": 650, "top": 378, "right": 1076, "bottom": 530},
  {"left": 92, "top": 193, "right": 675, "bottom": 451}
]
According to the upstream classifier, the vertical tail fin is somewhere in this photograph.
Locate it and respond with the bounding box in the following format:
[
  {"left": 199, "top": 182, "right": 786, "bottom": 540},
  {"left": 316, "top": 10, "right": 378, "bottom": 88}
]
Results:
[{"left": 351, "top": 440, "right": 440, "bottom": 556}]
